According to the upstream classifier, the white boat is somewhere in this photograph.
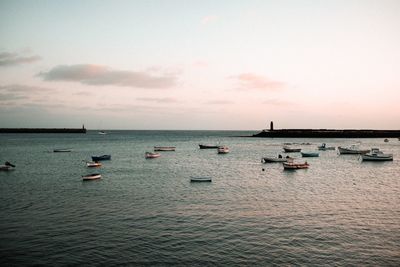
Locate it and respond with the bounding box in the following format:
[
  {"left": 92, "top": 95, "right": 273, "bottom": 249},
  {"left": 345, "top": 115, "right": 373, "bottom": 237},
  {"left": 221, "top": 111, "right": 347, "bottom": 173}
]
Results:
[
  {"left": 317, "top": 143, "right": 335, "bottom": 150},
  {"left": 98, "top": 131, "right": 107, "bottom": 135},
  {"left": 0, "top": 161, "right": 15, "bottom": 171},
  {"left": 361, "top": 148, "right": 393, "bottom": 161},
  {"left": 218, "top": 146, "right": 229, "bottom": 154},
  {"left": 145, "top": 152, "right": 161, "bottom": 159},
  {"left": 154, "top": 146, "right": 176, "bottom": 151},
  {"left": 82, "top": 173, "right": 101, "bottom": 180},
  {"left": 338, "top": 145, "right": 370, "bottom": 155},
  {"left": 190, "top": 176, "right": 212, "bottom": 182},
  {"left": 86, "top": 161, "right": 102, "bottom": 167}
]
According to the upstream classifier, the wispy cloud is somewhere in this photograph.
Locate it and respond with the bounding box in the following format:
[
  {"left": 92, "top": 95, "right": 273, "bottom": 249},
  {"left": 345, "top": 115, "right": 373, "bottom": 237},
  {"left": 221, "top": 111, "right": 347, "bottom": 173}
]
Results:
[
  {"left": 201, "top": 15, "right": 218, "bottom": 25},
  {"left": 0, "top": 51, "right": 41, "bottom": 67},
  {"left": 205, "top": 100, "right": 234, "bottom": 105},
  {"left": 38, "top": 64, "right": 178, "bottom": 89},
  {"left": 0, "top": 84, "right": 52, "bottom": 93},
  {"left": 136, "top": 97, "right": 178, "bottom": 103},
  {"left": 231, "top": 73, "right": 285, "bottom": 91},
  {"left": 263, "top": 98, "right": 292, "bottom": 106}
]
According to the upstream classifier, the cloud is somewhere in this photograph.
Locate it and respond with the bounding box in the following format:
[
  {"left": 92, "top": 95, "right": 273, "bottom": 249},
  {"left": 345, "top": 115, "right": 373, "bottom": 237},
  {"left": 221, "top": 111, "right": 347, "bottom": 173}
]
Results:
[
  {"left": 0, "top": 84, "right": 52, "bottom": 93},
  {"left": 0, "top": 52, "right": 41, "bottom": 67},
  {"left": 205, "top": 100, "right": 234, "bottom": 105},
  {"left": 263, "top": 98, "right": 292, "bottom": 106},
  {"left": 231, "top": 73, "right": 285, "bottom": 90},
  {"left": 201, "top": 15, "right": 218, "bottom": 25},
  {"left": 136, "top": 97, "right": 178, "bottom": 103},
  {"left": 38, "top": 64, "right": 178, "bottom": 89}
]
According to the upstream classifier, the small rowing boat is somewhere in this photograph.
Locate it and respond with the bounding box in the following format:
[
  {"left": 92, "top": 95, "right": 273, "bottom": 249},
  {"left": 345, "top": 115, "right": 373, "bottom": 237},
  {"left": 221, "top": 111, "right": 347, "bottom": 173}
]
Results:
[
  {"left": 91, "top": 155, "right": 111, "bottom": 161},
  {"left": 190, "top": 176, "right": 212, "bottom": 182},
  {"left": 82, "top": 173, "right": 101, "bottom": 180},
  {"left": 199, "top": 144, "right": 219, "bottom": 149},
  {"left": 154, "top": 146, "right": 176, "bottom": 151},
  {"left": 53, "top": 149, "right": 71, "bottom": 152},
  {"left": 301, "top": 152, "right": 319, "bottom": 157},
  {"left": 217, "top": 146, "right": 230, "bottom": 154},
  {"left": 283, "top": 158, "right": 309, "bottom": 170},
  {"left": 283, "top": 146, "right": 301, "bottom": 153},
  {"left": 86, "top": 161, "right": 102, "bottom": 167},
  {"left": 338, "top": 145, "right": 369, "bottom": 155},
  {"left": 145, "top": 152, "right": 161, "bottom": 159},
  {"left": 262, "top": 156, "right": 290, "bottom": 163}
]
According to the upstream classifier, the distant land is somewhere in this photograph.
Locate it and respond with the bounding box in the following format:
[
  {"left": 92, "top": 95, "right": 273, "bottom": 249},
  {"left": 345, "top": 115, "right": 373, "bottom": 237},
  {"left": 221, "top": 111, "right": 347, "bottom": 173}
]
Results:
[
  {"left": 252, "top": 122, "right": 400, "bottom": 138},
  {"left": 0, "top": 125, "right": 87, "bottom": 134}
]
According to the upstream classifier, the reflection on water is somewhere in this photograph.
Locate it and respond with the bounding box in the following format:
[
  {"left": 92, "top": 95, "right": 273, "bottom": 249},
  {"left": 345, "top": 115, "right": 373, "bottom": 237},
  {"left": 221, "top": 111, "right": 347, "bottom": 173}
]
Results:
[{"left": 0, "top": 131, "right": 399, "bottom": 265}]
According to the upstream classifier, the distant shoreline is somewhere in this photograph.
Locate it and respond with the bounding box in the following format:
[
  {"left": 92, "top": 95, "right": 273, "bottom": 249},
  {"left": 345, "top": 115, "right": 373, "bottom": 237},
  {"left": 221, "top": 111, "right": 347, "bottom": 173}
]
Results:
[
  {"left": 0, "top": 128, "right": 87, "bottom": 133},
  {"left": 252, "top": 129, "right": 400, "bottom": 138}
]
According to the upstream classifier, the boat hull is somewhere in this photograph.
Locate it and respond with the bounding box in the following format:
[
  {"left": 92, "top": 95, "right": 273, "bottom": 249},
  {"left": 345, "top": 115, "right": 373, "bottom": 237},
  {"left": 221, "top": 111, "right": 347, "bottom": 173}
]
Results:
[
  {"left": 91, "top": 155, "right": 111, "bottom": 161},
  {"left": 283, "top": 147, "right": 301, "bottom": 153},
  {"left": 154, "top": 146, "right": 176, "bottom": 151},
  {"left": 338, "top": 147, "right": 370, "bottom": 154},
  {"left": 86, "top": 162, "right": 102, "bottom": 167},
  {"left": 190, "top": 177, "right": 212, "bottom": 182},
  {"left": 262, "top": 157, "right": 288, "bottom": 163},
  {"left": 82, "top": 174, "right": 101, "bottom": 180},
  {"left": 145, "top": 152, "right": 161, "bottom": 159},
  {"left": 361, "top": 155, "right": 393, "bottom": 161},
  {"left": 301, "top": 152, "right": 319, "bottom": 157},
  {"left": 54, "top": 149, "right": 71, "bottom": 152},
  {"left": 283, "top": 162, "right": 309, "bottom": 169},
  {"left": 199, "top": 144, "right": 219, "bottom": 149}
]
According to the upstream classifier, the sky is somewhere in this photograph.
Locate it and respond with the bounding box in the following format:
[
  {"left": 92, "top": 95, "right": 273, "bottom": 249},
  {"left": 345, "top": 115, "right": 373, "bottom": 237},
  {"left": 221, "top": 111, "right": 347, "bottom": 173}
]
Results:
[{"left": 0, "top": 0, "right": 399, "bottom": 130}]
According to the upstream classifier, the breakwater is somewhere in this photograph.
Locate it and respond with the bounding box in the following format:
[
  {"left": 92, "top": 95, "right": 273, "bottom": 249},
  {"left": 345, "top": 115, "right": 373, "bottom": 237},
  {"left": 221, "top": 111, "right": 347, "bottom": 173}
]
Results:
[
  {"left": 0, "top": 127, "right": 87, "bottom": 133},
  {"left": 253, "top": 129, "right": 400, "bottom": 138}
]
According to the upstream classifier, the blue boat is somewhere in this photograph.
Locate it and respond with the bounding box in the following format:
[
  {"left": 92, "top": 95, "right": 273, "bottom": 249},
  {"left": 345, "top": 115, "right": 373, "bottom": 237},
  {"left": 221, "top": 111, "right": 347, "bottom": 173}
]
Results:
[
  {"left": 301, "top": 152, "right": 319, "bottom": 157},
  {"left": 91, "top": 155, "right": 111, "bottom": 161}
]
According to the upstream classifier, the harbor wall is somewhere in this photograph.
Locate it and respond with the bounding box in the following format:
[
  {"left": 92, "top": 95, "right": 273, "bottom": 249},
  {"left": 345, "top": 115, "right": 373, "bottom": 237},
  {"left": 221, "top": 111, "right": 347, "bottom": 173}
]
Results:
[
  {"left": 0, "top": 128, "right": 87, "bottom": 133},
  {"left": 253, "top": 129, "right": 400, "bottom": 138}
]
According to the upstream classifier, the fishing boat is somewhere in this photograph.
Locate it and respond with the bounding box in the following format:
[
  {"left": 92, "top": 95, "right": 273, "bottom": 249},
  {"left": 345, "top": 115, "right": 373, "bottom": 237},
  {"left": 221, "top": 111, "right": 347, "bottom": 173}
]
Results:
[
  {"left": 145, "top": 152, "right": 161, "bottom": 159},
  {"left": 199, "top": 144, "right": 219, "bottom": 149},
  {"left": 82, "top": 173, "right": 101, "bottom": 181},
  {"left": 91, "top": 155, "right": 111, "bottom": 161},
  {"left": 361, "top": 148, "right": 393, "bottom": 161},
  {"left": 301, "top": 152, "right": 319, "bottom": 157},
  {"left": 283, "top": 159, "right": 309, "bottom": 170},
  {"left": 53, "top": 149, "right": 71, "bottom": 152},
  {"left": 190, "top": 176, "right": 212, "bottom": 182},
  {"left": 0, "top": 161, "right": 15, "bottom": 171},
  {"left": 86, "top": 161, "right": 102, "bottom": 167},
  {"left": 154, "top": 146, "right": 176, "bottom": 151},
  {"left": 338, "top": 145, "right": 370, "bottom": 155},
  {"left": 317, "top": 143, "right": 335, "bottom": 150},
  {"left": 217, "top": 146, "right": 230, "bottom": 154},
  {"left": 283, "top": 146, "right": 301, "bottom": 153},
  {"left": 262, "top": 155, "right": 291, "bottom": 163}
]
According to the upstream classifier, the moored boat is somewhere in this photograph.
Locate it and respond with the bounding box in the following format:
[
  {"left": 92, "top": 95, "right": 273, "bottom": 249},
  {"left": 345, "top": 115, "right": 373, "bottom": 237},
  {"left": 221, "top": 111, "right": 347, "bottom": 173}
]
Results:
[
  {"left": 98, "top": 131, "right": 107, "bottom": 135},
  {"left": 86, "top": 161, "right": 102, "bottom": 167},
  {"left": 301, "top": 152, "right": 319, "bottom": 157},
  {"left": 199, "top": 144, "right": 219, "bottom": 149},
  {"left": 82, "top": 173, "right": 101, "bottom": 180},
  {"left": 217, "top": 146, "right": 230, "bottom": 154},
  {"left": 145, "top": 152, "right": 161, "bottom": 159},
  {"left": 0, "top": 161, "right": 15, "bottom": 171},
  {"left": 154, "top": 146, "right": 176, "bottom": 151},
  {"left": 91, "top": 155, "right": 111, "bottom": 161},
  {"left": 190, "top": 176, "right": 212, "bottom": 182},
  {"left": 53, "top": 149, "right": 71, "bottom": 152},
  {"left": 338, "top": 145, "right": 370, "bottom": 155},
  {"left": 262, "top": 155, "right": 290, "bottom": 163},
  {"left": 361, "top": 148, "right": 393, "bottom": 161},
  {"left": 283, "top": 146, "right": 301, "bottom": 153},
  {"left": 317, "top": 143, "right": 335, "bottom": 150},
  {"left": 384, "top": 139, "right": 389, "bottom": 142},
  {"left": 283, "top": 159, "right": 309, "bottom": 170}
]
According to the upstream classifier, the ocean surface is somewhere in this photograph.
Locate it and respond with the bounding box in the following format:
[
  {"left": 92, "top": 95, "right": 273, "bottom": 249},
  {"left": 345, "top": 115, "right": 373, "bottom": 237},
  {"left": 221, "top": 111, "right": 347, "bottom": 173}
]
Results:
[{"left": 0, "top": 130, "right": 399, "bottom": 266}]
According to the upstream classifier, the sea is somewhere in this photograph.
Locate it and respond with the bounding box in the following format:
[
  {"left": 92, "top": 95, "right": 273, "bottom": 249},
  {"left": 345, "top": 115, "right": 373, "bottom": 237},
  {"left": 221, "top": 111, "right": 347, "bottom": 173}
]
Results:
[{"left": 0, "top": 130, "right": 399, "bottom": 266}]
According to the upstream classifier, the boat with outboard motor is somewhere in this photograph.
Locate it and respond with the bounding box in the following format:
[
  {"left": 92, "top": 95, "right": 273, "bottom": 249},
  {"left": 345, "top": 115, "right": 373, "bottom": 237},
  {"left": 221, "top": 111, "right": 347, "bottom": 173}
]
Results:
[
  {"left": 361, "top": 148, "right": 393, "bottom": 161},
  {"left": 317, "top": 143, "right": 335, "bottom": 151}
]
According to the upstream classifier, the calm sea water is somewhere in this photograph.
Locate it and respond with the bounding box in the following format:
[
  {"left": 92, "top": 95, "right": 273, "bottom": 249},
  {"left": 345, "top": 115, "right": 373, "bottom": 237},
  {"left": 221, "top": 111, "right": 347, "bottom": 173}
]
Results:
[{"left": 0, "top": 130, "right": 399, "bottom": 266}]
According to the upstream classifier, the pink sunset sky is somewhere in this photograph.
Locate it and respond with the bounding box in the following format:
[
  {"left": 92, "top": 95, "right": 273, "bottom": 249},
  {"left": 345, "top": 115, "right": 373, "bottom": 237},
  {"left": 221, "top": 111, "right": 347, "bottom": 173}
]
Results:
[{"left": 0, "top": 0, "right": 399, "bottom": 130}]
